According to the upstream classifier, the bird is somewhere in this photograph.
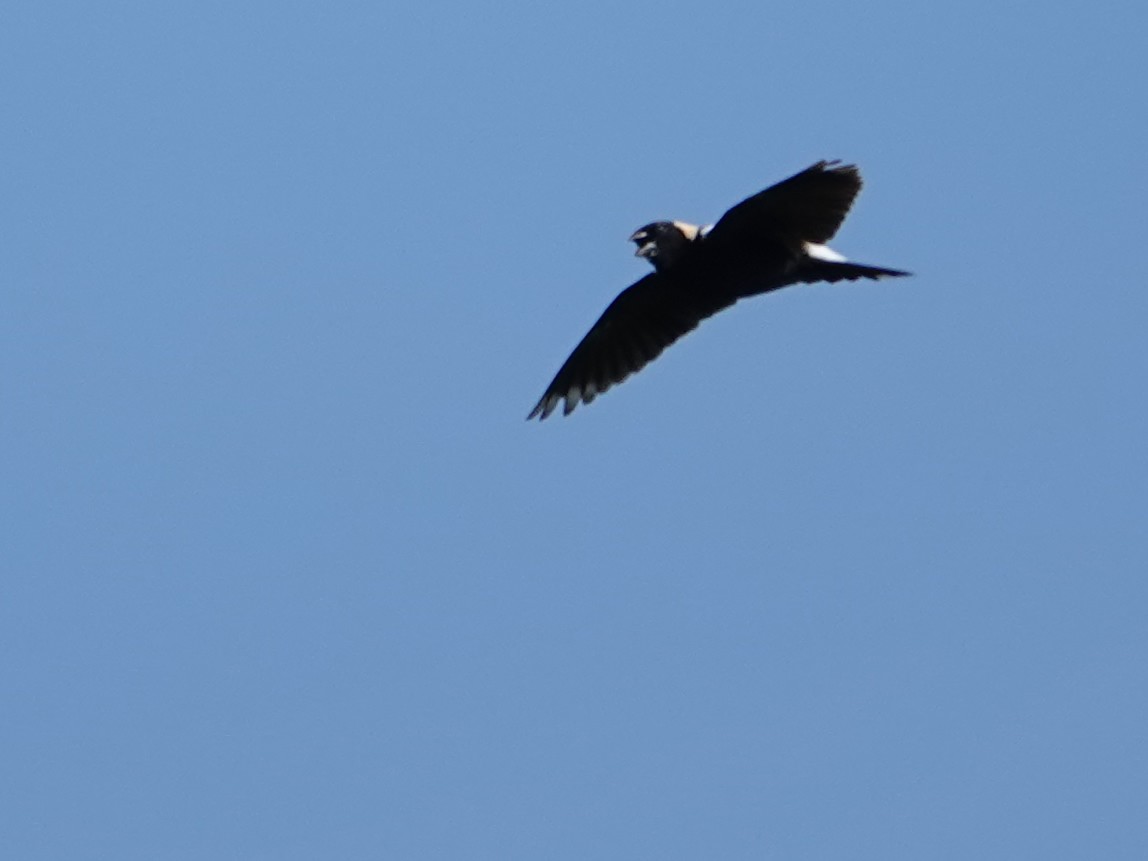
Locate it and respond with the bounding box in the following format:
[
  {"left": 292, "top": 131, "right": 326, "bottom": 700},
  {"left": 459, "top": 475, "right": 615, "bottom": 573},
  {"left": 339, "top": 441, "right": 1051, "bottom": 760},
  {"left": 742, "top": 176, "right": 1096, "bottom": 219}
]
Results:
[{"left": 527, "top": 160, "right": 910, "bottom": 420}]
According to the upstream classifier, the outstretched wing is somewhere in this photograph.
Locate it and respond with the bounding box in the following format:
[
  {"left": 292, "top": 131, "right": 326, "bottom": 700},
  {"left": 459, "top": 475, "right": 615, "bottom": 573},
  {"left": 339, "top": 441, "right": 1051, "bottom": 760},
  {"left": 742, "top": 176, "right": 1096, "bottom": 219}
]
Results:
[
  {"left": 528, "top": 273, "right": 738, "bottom": 420},
  {"left": 708, "top": 160, "right": 863, "bottom": 246}
]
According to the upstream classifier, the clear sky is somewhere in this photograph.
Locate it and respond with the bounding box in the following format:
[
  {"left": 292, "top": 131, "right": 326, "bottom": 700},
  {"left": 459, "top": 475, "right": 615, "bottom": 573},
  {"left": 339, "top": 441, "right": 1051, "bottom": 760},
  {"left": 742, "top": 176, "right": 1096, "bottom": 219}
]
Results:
[{"left": 3, "top": 2, "right": 1147, "bottom": 858}]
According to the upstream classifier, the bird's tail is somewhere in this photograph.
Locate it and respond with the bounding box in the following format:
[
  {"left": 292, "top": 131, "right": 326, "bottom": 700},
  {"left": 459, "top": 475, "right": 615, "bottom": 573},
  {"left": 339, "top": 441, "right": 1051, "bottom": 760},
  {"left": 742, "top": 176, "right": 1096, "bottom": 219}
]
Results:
[{"left": 796, "top": 261, "right": 911, "bottom": 284}]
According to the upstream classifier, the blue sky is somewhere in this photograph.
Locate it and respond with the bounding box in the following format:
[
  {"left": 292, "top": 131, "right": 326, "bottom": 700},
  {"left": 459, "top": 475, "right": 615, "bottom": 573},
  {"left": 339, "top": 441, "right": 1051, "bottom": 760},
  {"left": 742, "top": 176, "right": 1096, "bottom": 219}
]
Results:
[{"left": 3, "top": 1, "right": 1147, "bottom": 858}]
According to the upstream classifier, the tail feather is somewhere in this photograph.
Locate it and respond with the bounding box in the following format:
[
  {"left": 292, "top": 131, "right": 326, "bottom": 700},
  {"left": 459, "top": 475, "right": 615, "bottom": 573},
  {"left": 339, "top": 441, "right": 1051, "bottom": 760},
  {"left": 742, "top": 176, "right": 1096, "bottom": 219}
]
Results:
[{"left": 796, "top": 260, "right": 910, "bottom": 284}]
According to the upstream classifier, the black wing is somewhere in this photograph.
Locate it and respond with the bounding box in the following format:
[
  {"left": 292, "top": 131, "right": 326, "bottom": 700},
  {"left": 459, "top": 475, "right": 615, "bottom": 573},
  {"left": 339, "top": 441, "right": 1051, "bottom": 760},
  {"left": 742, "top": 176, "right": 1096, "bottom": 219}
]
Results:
[
  {"left": 527, "top": 273, "right": 738, "bottom": 420},
  {"left": 707, "top": 160, "right": 863, "bottom": 247}
]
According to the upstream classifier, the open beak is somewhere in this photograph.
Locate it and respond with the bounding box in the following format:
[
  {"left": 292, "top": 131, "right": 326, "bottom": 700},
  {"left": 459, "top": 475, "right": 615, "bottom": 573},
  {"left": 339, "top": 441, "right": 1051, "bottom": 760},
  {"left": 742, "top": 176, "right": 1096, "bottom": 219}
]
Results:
[{"left": 630, "top": 231, "right": 654, "bottom": 259}]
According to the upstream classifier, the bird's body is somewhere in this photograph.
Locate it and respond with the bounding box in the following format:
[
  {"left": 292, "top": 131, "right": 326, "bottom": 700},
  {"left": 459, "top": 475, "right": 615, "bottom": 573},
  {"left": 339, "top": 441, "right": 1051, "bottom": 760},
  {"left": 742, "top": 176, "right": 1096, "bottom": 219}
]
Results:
[{"left": 527, "top": 161, "right": 909, "bottom": 420}]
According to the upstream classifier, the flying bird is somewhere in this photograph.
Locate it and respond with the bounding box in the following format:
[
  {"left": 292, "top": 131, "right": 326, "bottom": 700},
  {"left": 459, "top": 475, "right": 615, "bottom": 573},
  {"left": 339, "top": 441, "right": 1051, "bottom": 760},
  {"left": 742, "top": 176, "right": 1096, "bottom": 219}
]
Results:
[{"left": 527, "top": 160, "right": 909, "bottom": 420}]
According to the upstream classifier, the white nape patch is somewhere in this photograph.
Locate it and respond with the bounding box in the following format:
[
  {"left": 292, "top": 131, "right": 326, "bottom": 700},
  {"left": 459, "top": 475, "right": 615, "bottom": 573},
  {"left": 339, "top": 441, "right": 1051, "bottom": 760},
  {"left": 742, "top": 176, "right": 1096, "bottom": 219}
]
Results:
[
  {"left": 804, "top": 242, "right": 848, "bottom": 262},
  {"left": 698, "top": 224, "right": 714, "bottom": 238},
  {"left": 672, "top": 221, "right": 703, "bottom": 241}
]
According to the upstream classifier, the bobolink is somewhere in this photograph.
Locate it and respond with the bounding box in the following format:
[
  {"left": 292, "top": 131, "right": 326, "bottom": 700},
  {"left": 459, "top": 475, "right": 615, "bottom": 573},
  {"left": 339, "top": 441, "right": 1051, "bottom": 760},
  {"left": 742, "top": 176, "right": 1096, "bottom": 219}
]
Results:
[{"left": 528, "top": 161, "right": 909, "bottom": 420}]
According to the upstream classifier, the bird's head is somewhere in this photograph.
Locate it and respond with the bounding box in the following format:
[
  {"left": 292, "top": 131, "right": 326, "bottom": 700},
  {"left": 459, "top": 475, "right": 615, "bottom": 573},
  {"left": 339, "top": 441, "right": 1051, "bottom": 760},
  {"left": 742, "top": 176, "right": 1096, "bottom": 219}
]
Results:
[{"left": 629, "top": 220, "right": 706, "bottom": 272}]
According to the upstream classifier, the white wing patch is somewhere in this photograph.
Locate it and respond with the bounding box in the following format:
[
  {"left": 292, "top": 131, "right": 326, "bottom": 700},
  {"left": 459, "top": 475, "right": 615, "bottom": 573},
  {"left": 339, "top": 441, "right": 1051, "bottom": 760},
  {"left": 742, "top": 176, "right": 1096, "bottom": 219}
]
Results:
[{"left": 804, "top": 242, "right": 848, "bottom": 262}]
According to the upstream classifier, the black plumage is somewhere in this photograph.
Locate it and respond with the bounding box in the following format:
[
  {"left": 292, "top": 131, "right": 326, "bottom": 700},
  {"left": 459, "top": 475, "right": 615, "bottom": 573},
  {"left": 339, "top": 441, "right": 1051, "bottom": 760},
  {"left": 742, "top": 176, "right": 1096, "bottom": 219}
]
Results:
[{"left": 527, "top": 161, "right": 909, "bottom": 420}]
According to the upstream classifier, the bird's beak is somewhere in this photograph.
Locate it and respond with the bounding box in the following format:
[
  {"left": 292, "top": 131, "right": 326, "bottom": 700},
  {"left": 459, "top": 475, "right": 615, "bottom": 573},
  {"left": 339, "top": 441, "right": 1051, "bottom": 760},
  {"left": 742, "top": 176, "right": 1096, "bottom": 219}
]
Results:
[{"left": 630, "top": 231, "right": 655, "bottom": 259}]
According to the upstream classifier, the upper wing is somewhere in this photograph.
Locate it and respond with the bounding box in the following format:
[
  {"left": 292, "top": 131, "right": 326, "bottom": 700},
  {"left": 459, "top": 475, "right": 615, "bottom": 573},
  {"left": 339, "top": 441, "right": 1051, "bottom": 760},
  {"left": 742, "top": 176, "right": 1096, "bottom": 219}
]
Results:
[
  {"left": 527, "top": 273, "right": 738, "bottom": 420},
  {"left": 707, "top": 161, "right": 863, "bottom": 246}
]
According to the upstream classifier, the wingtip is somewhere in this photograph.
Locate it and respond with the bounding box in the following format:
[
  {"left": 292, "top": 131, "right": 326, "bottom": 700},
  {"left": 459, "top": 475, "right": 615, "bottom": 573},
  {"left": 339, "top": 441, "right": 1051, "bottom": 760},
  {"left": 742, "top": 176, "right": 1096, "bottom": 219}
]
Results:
[
  {"left": 811, "top": 158, "right": 855, "bottom": 173},
  {"left": 527, "top": 393, "right": 564, "bottom": 421}
]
